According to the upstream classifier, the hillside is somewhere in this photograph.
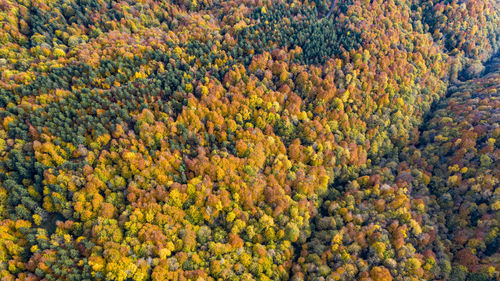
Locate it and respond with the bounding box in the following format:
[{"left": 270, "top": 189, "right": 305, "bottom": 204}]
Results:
[{"left": 0, "top": 0, "right": 499, "bottom": 280}]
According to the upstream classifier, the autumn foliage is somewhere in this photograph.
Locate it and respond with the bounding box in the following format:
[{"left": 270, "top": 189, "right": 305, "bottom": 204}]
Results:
[{"left": 0, "top": 0, "right": 499, "bottom": 280}]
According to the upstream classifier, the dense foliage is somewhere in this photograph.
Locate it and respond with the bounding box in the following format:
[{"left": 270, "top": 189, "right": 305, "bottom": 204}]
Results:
[
  {"left": 0, "top": 0, "right": 498, "bottom": 280},
  {"left": 294, "top": 57, "right": 500, "bottom": 281}
]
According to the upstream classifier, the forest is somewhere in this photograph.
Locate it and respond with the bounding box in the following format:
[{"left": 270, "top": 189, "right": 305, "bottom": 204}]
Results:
[{"left": 0, "top": 0, "right": 498, "bottom": 280}]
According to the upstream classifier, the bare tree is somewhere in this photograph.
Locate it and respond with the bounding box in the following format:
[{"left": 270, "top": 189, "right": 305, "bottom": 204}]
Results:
[{"left": 325, "top": 0, "right": 339, "bottom": 18}]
